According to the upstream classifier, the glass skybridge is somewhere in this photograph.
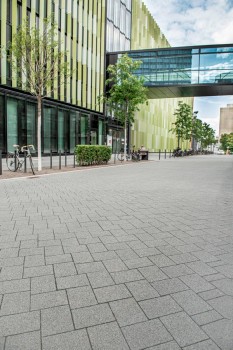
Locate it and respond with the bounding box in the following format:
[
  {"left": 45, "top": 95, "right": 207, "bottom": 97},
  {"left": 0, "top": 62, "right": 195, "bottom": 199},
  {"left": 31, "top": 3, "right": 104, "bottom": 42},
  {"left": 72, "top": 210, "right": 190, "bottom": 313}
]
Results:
[{"left": 106, "top": 44, "right": 233, "bottom": 98}]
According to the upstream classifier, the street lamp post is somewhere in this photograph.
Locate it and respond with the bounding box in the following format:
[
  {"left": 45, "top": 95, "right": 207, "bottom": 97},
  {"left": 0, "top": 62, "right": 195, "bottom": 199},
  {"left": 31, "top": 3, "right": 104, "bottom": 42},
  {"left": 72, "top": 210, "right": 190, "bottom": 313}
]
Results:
[{"left": 192, "top": 111, "right": 198, "bottom": 150}]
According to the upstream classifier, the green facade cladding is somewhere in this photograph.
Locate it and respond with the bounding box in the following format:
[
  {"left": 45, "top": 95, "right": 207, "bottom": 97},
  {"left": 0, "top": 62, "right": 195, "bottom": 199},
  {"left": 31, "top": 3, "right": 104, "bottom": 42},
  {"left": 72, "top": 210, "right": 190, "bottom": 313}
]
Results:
[
  {"left": 0, "top": 0, "right": 193, "bottom": 154},
  {"left": 130, "top": 0, "right": 193, "bottom": 151}
]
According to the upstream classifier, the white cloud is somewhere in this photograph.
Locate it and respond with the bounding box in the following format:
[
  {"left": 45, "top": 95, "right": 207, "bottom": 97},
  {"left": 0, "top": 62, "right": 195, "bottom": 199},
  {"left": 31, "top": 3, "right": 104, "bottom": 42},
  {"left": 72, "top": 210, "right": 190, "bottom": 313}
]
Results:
[{"left": 142, "top": 0, "right": 233, "bottom": 46}]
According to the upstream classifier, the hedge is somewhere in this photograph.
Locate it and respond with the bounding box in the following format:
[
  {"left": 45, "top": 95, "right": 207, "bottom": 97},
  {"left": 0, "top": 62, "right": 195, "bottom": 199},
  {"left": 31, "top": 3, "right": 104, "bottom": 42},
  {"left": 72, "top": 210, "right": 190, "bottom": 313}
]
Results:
[{"left": 74, "top": 145, "right": 112, "bottom": 166}]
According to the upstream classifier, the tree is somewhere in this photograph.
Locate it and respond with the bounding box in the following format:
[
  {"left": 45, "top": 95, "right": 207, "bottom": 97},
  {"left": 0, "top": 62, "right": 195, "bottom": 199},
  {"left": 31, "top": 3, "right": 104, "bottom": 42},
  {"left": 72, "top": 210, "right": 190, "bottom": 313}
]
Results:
[
  {"left": 170, "top": 101, "right": 193, "bottom": 148},
  {"left": 100, "top": 54, "right": 148, "bottom": 160},
  {"left": 220, "top": 133, "right": 233, "bottom": 153},
  {"left": 200, "top": 123, "right": 216, "bottom": 149},
  {"left": 6, "top": 17, "right": 70, "bottom": 171}
]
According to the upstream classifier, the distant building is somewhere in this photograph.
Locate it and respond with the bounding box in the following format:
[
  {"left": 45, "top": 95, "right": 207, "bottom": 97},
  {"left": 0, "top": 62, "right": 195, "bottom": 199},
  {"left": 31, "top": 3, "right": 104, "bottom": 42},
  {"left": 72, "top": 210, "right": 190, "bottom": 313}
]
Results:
[{"left": 219, "top": 104, "right": 233, "bottom": 136}]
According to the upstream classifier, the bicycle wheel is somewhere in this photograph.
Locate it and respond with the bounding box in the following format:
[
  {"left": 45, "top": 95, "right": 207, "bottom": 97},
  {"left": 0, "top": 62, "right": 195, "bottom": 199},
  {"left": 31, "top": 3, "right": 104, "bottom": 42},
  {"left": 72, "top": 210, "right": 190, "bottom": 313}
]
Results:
[
  {"left": 29, "top": 156, "right": 35, "bottom": 175},
  {"left": 6, "top": 153, "right": 19, "bottom": 172},
  {"left": 117, "top": 152, "right": 124, "bottom": 161}
]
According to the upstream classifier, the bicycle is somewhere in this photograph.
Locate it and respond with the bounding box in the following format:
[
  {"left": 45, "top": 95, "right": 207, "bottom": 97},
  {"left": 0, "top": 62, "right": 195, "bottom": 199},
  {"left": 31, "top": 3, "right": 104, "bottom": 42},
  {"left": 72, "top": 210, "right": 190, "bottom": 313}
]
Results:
[
  {"left": 117, "top": 146, "right": 140, "bottom": 162},
  {"left": 6, "top": 144, "right": 35, "bottom": 175}
]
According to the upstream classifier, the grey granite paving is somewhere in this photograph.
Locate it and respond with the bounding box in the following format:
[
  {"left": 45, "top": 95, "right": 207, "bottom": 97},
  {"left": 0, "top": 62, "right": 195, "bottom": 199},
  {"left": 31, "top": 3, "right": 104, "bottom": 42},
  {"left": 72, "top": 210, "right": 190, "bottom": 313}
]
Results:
[{"left": 0, "top": 155, "right": 233, "bottom": 349}]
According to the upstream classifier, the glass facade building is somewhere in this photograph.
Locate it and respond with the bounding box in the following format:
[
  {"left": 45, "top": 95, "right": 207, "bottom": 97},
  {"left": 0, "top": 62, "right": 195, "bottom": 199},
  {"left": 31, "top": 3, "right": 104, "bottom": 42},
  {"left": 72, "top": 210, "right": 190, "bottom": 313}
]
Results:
[{"left": 0, "top": 0, "right": 195, "bottom": 155}]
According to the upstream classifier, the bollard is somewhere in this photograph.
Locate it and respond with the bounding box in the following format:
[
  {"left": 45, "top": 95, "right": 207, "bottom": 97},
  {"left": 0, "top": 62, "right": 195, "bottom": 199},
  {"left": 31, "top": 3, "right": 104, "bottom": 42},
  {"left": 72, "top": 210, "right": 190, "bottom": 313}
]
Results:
[
  {"left": 159, "top": 149, "right": 161, "bottom": 160},
  {"left": 0, "top": 150, "right": 2, "bottom": 175},
  {"left": 14, "top": 150, "right": 17, "bottom": 171},
  {"left": 165, "top": 149, "right": 166, "bottom": 159},
  {"left": 24, "top": 151, "right": 27, "bottom": 173},
  {"left": 73, "top": 153, "right": 76, "bottom": 168},
  {"left": 59, "top": 150, "right": 61, "bottom": 169},
  {"left": 65, "top": 150, "right": 67, "bottom": 167},
  {"left": 50, "top": 150, "right": 52, "bottom": 169},
  {"left": 169, "top": 150, "right": 171, "bottom": 158}
]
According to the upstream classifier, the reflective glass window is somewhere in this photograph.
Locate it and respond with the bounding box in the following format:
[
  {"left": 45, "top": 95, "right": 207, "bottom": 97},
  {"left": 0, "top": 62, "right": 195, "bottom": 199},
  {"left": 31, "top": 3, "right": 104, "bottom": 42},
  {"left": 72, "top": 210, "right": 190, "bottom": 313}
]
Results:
[
  {"left": 7, "top": 98, "right": 18, "bottom": 152},
  {"left": 58, "top": 110, "right": 65, "bottom": 152},
  {"left": 200, "top": 53, "right": 233, "bottom": 70},
  {"left": 80, "top": 114, "right": 88, "bottom": 144},
  {"left": 98, "top": 120, "right": 103, "bottom": 145},
  {"left": 0, "top": 95, "right": 5, "bottom": 152},
  {"left": 114, "top": 0, "right": 120, "bottom": 27},
  {"left": 27, "top": 103, "right": 36, "bottom": 147},
  {"left": 43, "top": 106, "right": 57, "bottom": 153},
  {"left": 70, "top": 111, "right": 78, "bottom": 152}
]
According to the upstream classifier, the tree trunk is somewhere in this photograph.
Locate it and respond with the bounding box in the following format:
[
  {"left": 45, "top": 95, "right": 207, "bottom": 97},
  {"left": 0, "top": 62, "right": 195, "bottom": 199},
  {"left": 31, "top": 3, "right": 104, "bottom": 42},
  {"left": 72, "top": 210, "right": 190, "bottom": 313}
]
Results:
[
  {"left": 37, "top": 96, "right": 42, "bottom": 171},
  {"left": 124, "top": 119, "right": 127, "bottom": 162},
  {"left": 178, "top": 136, "right": 180, "bottom": 148}
]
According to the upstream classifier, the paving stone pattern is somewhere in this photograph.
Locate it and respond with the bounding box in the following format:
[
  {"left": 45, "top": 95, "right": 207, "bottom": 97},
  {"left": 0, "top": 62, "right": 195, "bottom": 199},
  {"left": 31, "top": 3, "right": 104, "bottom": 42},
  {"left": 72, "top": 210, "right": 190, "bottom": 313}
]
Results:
[{"left": 0, "top": 155, "right": 233, "bottom": 349}]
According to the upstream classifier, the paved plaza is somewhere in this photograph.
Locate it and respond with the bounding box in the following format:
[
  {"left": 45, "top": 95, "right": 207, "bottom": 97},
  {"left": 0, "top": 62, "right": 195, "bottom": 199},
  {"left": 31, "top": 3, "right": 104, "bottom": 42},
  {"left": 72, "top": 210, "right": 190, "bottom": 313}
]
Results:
[{"left": 0, "top": 156, "right": 233, "bottom": 350}]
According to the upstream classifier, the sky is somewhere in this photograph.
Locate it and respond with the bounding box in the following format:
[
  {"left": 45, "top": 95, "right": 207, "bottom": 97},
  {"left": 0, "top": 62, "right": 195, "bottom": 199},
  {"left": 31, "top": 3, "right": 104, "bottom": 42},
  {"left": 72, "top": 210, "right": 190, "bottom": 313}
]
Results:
[{"left": 142, "top": 0, "right": 233, "bottom": 135}]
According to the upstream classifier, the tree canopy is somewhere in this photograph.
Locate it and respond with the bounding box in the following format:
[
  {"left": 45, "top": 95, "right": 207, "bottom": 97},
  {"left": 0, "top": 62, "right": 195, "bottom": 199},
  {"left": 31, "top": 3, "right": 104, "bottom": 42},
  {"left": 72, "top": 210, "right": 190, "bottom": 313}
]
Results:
[{"left": 220, "top": 133, "right": 233, "bottom": 152}]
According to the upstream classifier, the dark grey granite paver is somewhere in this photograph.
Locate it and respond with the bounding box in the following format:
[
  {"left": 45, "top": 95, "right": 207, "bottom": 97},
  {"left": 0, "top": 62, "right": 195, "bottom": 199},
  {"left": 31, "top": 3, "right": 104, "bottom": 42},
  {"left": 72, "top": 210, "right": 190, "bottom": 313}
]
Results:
[
  {"left": 122, "top": 319, "right": 172, "bottom": 350},
  {"left": 208, "top": 295, "right": 233, "bottom": 319},
  {"left": 139, "top": 295, "right": 182, "bottom": 318},
  {"left": 212, "top": 278, "right": 233, "bottom": 296},
  {"left": 160, "top": 312, "right": 208, "bottom": 347},
  {"left": 67, "top": 286, "right": 97, "bottom": 309},
  {"left": 179, "top": 274, "right": 215, "bottom": 293},
  {"left": 151, "top": 277, "right": 189, "bottom": 296},
  {"left": 171, "top": 290, "right": 212, "bottom": 315},
  {"left": 87, "top": 270, "right": 115, "bottom": 288},
  {"left": 88, "top": 322, "right": 129, "bottom": 350},
  {"left": 111, "top": 269, "right": 144, "bottom": 283},
  {"left": 31, "top": 290, "right": 68, "bottom": 310},
  {"left": 138, "top": 266, "right": 168, "bottom": 282},
  {"left": 56, "top": 274, "right": 89, "bottom": 289},
  {"left": 191, "top": 310, "right": 223, "bottom": 326},
  {"left": 103, "top": 258, "right": 128, "bottom": 272},
  {"left": 94, "top": 284, "right": 131, "bottom": 303}
]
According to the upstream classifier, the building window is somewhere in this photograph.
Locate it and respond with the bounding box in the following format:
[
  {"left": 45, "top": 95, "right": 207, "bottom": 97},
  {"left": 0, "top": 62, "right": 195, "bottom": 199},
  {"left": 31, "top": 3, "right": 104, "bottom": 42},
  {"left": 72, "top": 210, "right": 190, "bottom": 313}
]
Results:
[{"left": 7, "top": 98, "right": 18, "bottom": 152}]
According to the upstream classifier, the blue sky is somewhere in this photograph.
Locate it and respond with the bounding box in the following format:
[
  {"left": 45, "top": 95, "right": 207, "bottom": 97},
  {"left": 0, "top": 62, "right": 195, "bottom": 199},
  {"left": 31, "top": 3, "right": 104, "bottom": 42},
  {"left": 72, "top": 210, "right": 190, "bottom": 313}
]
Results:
[{"left": 142, "top": 0, "right": 233, "bottom": 135}]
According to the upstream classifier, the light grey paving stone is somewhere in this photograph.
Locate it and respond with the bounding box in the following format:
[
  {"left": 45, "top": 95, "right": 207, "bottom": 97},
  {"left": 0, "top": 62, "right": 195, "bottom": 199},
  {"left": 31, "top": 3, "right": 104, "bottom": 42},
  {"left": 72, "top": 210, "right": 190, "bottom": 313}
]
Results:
[
  {"left": 110, "top": 298, "right": 147, "bottom": 326},
  {"left": 127, "top": 240, "right": 148, "bottom": 250},
  {"left": 0, "top": 265, "right": 23, "bottom": 281},
  {"left": 19, "top": 248, "right": 44, "bottom": 256},
  {"left": 67, "top": 286, "right": 97, "bottom": 309},
  {"left": 149, "top": 254, "right": 175, "bottom": 267},
  {"left": 183, "top": 339, "right": 220, "bottom": 350},
  {"left": 53, "top": 262, "right": 77, "bottom": 277},
  {"left": 5, "top": 331, "right": 41, "bottom": 350},
  {"left": 31, "top": 275, "right": 56, "bottom": 294},
  {"left": 134, "top": 247, "right": 161, "bottom": 257},
  {"left": 139, "top": 266, "right": 168, "bottom": 282},
  {"left": 214, "top": 264, "right": 233, "bottom": 278},
  {"left": 111, "top": 269, "right": 144, "bottom": 283},
  {"left": 88, "top": 243, "right": 107, "bottom": 253},
  {"left": 148, "top": 341, "right": 181, "bottom": 350},
  {"left": 198, "top": 289, "right": 224, "bottom": 300},
  {"left": 139, "top": 295, "right": 182, "bottom": 319},
  {"left": 203, "top": 319, "right": 233, "bottom": 350},
  {"left": 175, "top": 244, "right": 201, "bottom": 254},
  {"left": 72, "top": 252, "right": 94, "bottom": 263},
  {"left": 45, "top": 253, "right": 72, "bottom": 264},
  {"left": 44, "top": 246, "right": 64, "bottom": 256},
  {"left": 0, "top": 311, "right": 40, "bottom": 336},
  {"left": 126, "top": 280, "right": 159, "bottom": 301},
  {"left": 0, "top": 279, "right": 30, "bottom": 294},
  {"left": 0, "top": 248, "right": 19, "bottom": 258},
  {"left": 63, "top": 245, "right": 88, "bottom": 254},
  {"left": 73, "top": 303, "right": 115, "bottom": 329},
  {"left": 94, "top": 284, "right": 131, "bottom": 303},
  {"left": 76, "top": 261, "right": 105, "bottom": 274},
  {"left": 0, "top": 337, "right": 5, "bottom": 350},
  {"left": 92, "top": 251, "right": 118, "bottom": 261},
  {"left": 41, "top": 305, "right": 74, "bottom": 336},
  {"left": 179, "top": 274, "right": 215, "bottom": 293},
  {"left": 151, "top": 277, "right": 189, "bottom": 296},
  {"left": 205, "top": 273, "right": 226, "bottom": 281},
  {"left": 87, "top": 270, "right": 115, "bottom": 288},
  {"left": 157, "top": 245, "right": 181, "bottom": 256},
  {"left": 169, "top": 253, "right": 198, "bottom": 264},
  {"left": 161, "top": 312, "right": 208, "bottom": 347},
  {"left": 56, "top": 274, "right": 89, "bottom": 289},
  {"left": 192, "top": 310, "right": 223, "bottom": 326},
  {"left": 124, "top": 257, "right": 153, "bottom": 269},
  {"left": 191, "top": 250, "right": 220, "bottom": 262},
  {"left": 40, "top": 240, "right": 61, "bottom": 247},
  {"left": 25, "top": 254, "right": 45, "bottom": 267},
  {"left": 103, "top": 258, "right": 128, "bottom": 272},
  {"left": 116, "top": 249, "right": 140, "bottom": 261},
  {"left": 187, "top": 261, "right": 217, "bottom": 276},
  {"left": 212, "top": 278, "right": 233, "bottom": 296},
  {"left": 99, "top": 236, "right": 118, "bottom": 244},
  {"left": 24, "top": 265, "right": 53, "bottom": 278},
  {"left": 208, "top": 295, "right": 233, "bottom": 320},
  {"left": 88, "top": 322, "right": 129, "bottom": 350},
  {"left": 0, "top": 257, "right": 24, "bottom": 267},
  {"left": 122, "top": 319, "right": 172, "bottom": 350},
  {"left": 42, "top": 329, "right": 91, "bottom": 350},
  {"left": 171, "top": 290, "right": 212, "bottom": 315},
  {"left": 161, "top": 264, "right": 193, "bottom": 278},
  {"left": 0, "top": 291, "right": 30, "bottom": 316},
  {"left": 31, "top": 290, "right": 68, "bottom": 310}
]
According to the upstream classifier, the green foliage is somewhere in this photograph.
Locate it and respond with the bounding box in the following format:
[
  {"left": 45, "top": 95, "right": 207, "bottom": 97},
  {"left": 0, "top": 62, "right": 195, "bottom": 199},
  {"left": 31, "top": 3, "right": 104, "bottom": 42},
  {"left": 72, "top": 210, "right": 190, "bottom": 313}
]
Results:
[
  {"left": 192, "top": 118, "right": 203, "bottom": 142},
  {"left": 7, "top": 16, "right": 70, "bottom": 97},
  {"left": 99, "top": 54, "right": 148, "bottom": 126},
  {"left": 74, "top": 145, "right": 112, "bottom": 166},
  {"left": 201, "top": 122, "right": 216, "bottom": 149},
  {"left": 170, "top": 101, "right": 193, "bottom": 147},
  {"left": 220, "top": 133, "right": 233, "bottom": 152}
]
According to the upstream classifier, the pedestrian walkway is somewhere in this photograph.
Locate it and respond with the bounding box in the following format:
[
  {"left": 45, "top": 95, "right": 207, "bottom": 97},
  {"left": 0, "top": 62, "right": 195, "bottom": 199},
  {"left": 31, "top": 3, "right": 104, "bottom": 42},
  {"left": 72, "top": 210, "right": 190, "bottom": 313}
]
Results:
[{"left": 0, "top": 156, "right": 233, "bottom": 349}]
